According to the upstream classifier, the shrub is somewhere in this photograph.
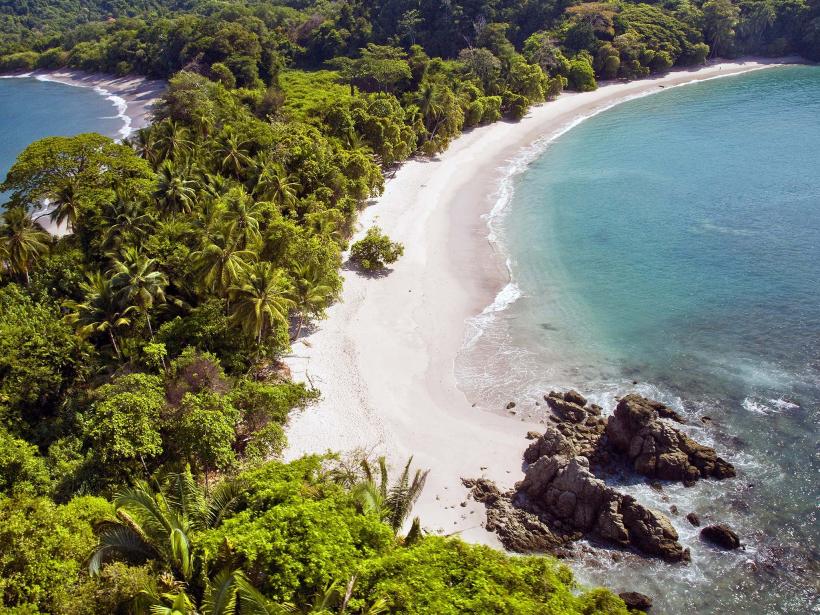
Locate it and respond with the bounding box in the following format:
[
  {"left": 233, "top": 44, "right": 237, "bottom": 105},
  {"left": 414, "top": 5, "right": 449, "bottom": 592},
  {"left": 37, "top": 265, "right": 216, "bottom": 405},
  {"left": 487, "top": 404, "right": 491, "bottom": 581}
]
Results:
[{"left": 350, "top": 226, "right": 404, "bottom": 271}]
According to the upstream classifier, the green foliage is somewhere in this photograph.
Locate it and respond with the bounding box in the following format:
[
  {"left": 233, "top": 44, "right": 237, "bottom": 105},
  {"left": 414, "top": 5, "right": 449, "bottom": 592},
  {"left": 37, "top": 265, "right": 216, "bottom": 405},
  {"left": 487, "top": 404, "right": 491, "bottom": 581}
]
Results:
[
  {"left": 201, "top": 457, "right": 395, "bottom": 603},
  {"left": 350, "top": 226, "right": 404, "bottom": 271},
  {"left": 567, "top": 56, "right": 598, "bottom": 92},
  {"left": 81, "top": 373, "right": 165, "bottom": 468},
  {"left": 0, "top": 495, "right": 111, "bottom": 612},
  {"left": 0, "top": 284, "right": 91, "bottom": 436},
  {"left": 0, "top": 427, "right": 53, "bottom": 497},
  {"left": 177, "top": 391, "right": 241, "bottom": 477},
  {"left": 350, "top": 536, "right": 629, "bottom": 614}
]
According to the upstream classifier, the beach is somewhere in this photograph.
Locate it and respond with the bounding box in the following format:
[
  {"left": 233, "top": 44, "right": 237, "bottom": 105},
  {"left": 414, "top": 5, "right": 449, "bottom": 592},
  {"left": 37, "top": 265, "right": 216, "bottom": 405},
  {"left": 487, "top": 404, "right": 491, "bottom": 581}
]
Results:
[
  {"left": 283, "top": 59, "right": 790, "bottom": 544},
  {"left": 27, "top": 70, "right": 165, "bottom": 137}
]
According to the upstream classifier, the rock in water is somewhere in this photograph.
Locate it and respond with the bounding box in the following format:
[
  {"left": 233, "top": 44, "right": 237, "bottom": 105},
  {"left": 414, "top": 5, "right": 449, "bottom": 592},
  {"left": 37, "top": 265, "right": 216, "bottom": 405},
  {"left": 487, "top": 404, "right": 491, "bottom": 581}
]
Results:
[
  {"left": 686, "top": 512, "right": 701, "bottom": 527},
  {"left": 517, "top": 454, "right": 689, "bottom": 562},
  {"left": 606, "top": 394, "right": 736, "bottom": 483},
  {"left": 619, "top": 592, "right": 653, "bottom": 612},
  {"left": 701, "top": 524, "right": 740, "bottom": 549}
]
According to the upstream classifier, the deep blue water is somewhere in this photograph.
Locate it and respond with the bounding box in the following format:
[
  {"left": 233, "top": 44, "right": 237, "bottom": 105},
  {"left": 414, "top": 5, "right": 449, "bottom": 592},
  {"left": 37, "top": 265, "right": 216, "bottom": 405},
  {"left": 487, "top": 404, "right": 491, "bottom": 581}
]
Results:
[
  {"left": 459, "top": 66, "right": 820, "bottom": 613},
  {"left": 0, "top": 76, "right": 122, "bottom": 200}
]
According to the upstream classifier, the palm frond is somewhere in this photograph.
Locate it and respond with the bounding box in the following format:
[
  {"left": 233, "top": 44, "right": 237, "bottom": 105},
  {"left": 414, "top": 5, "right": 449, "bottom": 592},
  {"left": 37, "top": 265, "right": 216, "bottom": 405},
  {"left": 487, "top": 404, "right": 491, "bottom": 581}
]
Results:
[
  {"left": 88, "top": 523, "right": 157, "bottom": 574},
  {"left": 202, "top": 567, "right": 239, "bottom": 615},
  {"left": 206, "top": 478, "right": 247, "bottom": 529}
]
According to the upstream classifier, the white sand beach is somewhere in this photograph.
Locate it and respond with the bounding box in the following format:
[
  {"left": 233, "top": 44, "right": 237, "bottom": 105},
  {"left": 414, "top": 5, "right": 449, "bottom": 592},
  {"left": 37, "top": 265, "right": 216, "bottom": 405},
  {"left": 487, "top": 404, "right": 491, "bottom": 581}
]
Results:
[
  {"left": 285, "top": 59, "right": 788, "bottom": 543},
  {"left": 29, "top": 69, "right": 165, "bottom": 137}
]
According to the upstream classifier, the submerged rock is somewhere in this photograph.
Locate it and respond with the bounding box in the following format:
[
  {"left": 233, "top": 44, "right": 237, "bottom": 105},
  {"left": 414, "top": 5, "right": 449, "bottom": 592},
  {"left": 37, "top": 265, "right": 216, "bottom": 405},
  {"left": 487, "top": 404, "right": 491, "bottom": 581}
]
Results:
[
  {"left": 701, "top": 524, "right": 740, "bottom": 549},
  {"left": 619, "top": 591, "right": 653, "bottom": 612},
  {"left": 686, "top": 512, "right": 701, "bottom": 527},
  {"left": 606, "top": 394, "right": 735, "bottom": 483}
]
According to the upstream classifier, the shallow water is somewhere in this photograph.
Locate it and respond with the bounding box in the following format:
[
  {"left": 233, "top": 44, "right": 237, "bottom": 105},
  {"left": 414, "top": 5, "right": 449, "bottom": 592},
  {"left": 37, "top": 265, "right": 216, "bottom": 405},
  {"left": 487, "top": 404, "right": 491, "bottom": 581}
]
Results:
[
  {"left": 0, "top": 76, "right": 123, "bottom": 198},
  {"left": 457, "top": 65, "right": 820, "bottom": 613}
]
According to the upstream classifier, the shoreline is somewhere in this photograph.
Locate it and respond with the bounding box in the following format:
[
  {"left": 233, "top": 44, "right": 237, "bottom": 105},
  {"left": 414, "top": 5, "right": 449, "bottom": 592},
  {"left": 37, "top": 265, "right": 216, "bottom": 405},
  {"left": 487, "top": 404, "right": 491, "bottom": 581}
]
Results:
[
  {"left": 1, "top": 69, "right": 166, "bottom": 235},
  {"left": 2, "top": 69, "right": 166, "bottom": 138},
  {"left": 284, "top": 59, "right": 795, "bottom": 543}
]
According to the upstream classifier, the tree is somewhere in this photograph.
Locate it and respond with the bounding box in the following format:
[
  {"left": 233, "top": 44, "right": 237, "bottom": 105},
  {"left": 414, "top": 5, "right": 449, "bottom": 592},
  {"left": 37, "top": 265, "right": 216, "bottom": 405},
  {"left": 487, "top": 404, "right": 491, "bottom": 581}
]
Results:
[
  {"left": 155, "top": 160, "right": 198, "bottom": 215},
  {"left": 332, "top": 44, "right": 412, "bottom": 94},
  {"left": 0, "top": 207, "right": 50, "bottom": 285},
  {"left": 252, "top": 163, "right": 300, "bottom": 211},
  {"left": 64, "top": 271, "right": 133, "bottom": 360},
  {"left": 176, "top": 392, "right": 240, "bottom": 481},
  {"left": 0, "top": 427, "right": 53, "bottom": 497},
  {"left": 0, "top": 495, "right": 111, "bottom": 612},
  {"left": 567, "top": 56, "right": 597, "bottom": 91},
  {"left": 218, "top": 128, "right": 255, "bottom": 179},
  {"left": 349, "top": 227, "right": 404, "bottom": 271},
  {"left": 192, "top": 230, "right": 256, "bottom": 296},
  {"left": 110, "top": 247, "right": 169, "bottom": 339},
  {"left": 219, "top": 188, "right": 264, "bottom": 249},
  {"left": 351, "top": 456, "right": 429, "bottom": 536},
  {"left": 81, "top": 373, "right": 165, "bottom": 472},
  {"left": 230, "top": 262, "right": 294, "bottom": 346},
  {"left": 0, "top": 133, "right": 152, "bottom": 216},
  {"left": 287, "top": 260, "right": 336, "bottom": 340},
  {"left": 703, "top": 0, "right": 741, "bottom": 56}
]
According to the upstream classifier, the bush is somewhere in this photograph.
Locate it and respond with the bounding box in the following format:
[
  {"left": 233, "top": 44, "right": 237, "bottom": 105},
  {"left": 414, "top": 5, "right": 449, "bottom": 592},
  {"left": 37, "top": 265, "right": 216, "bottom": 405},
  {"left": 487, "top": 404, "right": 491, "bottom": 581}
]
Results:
[
  {"left": 0, "top": 51, "right": 39, "bottom": 72},
  {"left": 567, "top": 57, "right": 597, "bottom": 91},
  {"left": 350, "top": 226, "right": 404, "bottom": 271}
]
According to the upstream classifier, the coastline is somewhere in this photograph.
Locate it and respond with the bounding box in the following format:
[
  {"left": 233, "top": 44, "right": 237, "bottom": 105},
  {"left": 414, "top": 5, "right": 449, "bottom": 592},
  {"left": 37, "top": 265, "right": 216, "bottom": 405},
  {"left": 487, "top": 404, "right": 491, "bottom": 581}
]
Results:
[
  {"left": 283, "top": 59, "right": 797, "bottom": 544},
  {"left": 0, "top": 69, "right": 166, "bottom": 235}
]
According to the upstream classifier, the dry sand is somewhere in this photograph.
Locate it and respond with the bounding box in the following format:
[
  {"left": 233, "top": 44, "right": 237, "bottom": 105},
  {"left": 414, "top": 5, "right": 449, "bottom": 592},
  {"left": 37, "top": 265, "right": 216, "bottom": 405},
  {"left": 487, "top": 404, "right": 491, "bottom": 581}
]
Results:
[{"left": 283, "top": 59, "right": 791, "bottom": 544}]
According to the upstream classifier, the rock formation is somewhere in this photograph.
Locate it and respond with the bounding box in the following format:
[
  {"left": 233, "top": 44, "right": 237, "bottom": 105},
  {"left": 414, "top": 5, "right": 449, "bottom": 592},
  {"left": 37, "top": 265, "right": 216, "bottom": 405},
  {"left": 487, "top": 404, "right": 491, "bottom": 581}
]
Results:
[
  {"left": 467, "top": 391, "right": 738, "bottom": 564},
  {"left": 701, "top": 524, "right": 741, "bottom": 549},
  {"left": 606, "top": 394, "right": 736, "bottom": 484},
  {"left": 619, "top": 592, "right": 653, "bottom": 612},
  {"left": 517, "top": 440, "right": 689, "bottom": 562}
]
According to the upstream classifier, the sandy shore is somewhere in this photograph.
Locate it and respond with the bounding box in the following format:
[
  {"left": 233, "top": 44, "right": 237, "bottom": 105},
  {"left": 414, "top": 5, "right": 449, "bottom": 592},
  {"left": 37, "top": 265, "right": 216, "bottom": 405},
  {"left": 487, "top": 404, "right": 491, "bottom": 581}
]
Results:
[
  {"left": 283, "top": 59, "right": 789, "bottom": 543},
  {"left": 1, "top": 70, "right": 166, "bottom": 235},
  {"left": 25, "top": 69, "right": 166, "bottom": 137}
]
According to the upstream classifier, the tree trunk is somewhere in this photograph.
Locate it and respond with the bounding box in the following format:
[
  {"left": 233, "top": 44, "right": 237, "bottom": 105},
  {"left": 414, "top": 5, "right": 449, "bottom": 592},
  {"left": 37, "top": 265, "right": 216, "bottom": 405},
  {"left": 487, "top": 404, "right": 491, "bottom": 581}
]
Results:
[
  {"left": 294, "top": 312, "right": 305, "bottom": 341},
  {"left": 108, "top": 329, "right": 122, "bottom": 361}
]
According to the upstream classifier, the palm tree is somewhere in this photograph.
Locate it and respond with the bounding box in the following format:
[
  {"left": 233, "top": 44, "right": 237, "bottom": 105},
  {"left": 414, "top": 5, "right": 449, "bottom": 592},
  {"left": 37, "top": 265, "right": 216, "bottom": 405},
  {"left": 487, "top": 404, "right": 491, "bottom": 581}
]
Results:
[
  {"left": 64, "top": 271, "right": 133, "bottom": 360},
  {"left": 352, "top": 456, "right": 428, "bottom": 537},
  {"left": 131, "top": 128, "right": 161, "bottom": 168},
  {"left": 191, "top": 231, "right": 256, "bottom": 296},
  {"left": 252, "top": 163, "right": 300, "bottom": 212},
  {"left": 0, "top": 207, "right": 50, "bottom": 285},
  {"left": 46, "top": 180, "right": 82, "bottom": 230},
  {"left": 102, "top": 191, "right": 155, "bottom": 250},
  {"left": 155, "top": 160, "right": 198, "bottom": 215},
  {"left": 219, "top": 188, "right": 264, "bottom": 250},
  {"left": 287, "top": 261, "right": 335, "bottom": 340},
  {"left": 109, "top": 247, "right": 168, "bottom": 339},
  {"left": 156, "top": 120, "right": 193, "bottom": 162},
  {"left": 219, "top": 128, "right": 254, "bottom": 179},
  {"left": 89, "top": 473, "right": 285, "bottom": 614},
  {"left": 229, "top": 262, "right": 294, "bottom": 346}
]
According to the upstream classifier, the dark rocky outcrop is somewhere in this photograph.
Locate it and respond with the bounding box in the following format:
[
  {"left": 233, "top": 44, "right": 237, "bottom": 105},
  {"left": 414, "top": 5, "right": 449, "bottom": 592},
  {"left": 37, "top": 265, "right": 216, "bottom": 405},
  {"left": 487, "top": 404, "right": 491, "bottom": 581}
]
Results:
[
  {"left": 686, "top": 512, "right": 701, "bottom": 527},
  {"left": 606, "top": 394, "right": 735, "bottom": 483},
  {"left": 462, "top": 478, "right": 575, "bottom": 553},
  {"left": 619, "top": 592, "right": 653, "bottom": 612},
  {"left": 701, "top": 524, "right": 740, "bottom": 549},
  {"left": 468, "top": 390, "right": 737, "bottom": 564},
  {"left": 517, "top": 452, "right": 689, "bottom": 562}
]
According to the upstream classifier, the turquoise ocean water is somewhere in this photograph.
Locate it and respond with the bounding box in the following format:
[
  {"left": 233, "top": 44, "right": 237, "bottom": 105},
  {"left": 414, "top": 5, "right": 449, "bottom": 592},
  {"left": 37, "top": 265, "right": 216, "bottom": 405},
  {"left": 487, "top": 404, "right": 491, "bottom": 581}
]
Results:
[
  {"left": 457, "top": 65, "right": 820, "bottom": 613},
  {"left": 0, "top": 76, "right": 123, "bottom": 200}
]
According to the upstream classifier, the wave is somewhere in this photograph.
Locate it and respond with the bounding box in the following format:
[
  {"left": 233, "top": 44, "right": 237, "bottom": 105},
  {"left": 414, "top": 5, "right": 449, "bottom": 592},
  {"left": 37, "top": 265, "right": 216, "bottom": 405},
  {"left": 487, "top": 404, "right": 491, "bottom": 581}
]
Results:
[{"left": 19, "top": 73, "right": 134, "bottom": 139}]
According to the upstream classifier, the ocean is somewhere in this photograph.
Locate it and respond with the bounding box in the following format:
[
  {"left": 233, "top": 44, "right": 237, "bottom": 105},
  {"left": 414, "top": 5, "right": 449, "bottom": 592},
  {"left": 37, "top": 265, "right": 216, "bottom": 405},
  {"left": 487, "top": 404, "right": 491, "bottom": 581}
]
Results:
[
  {"left": 0, "top": 75, "right": 124, "bottom": 197},
  {"left": 457, "top": 65, "right": 820, "bottom": 613}
]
